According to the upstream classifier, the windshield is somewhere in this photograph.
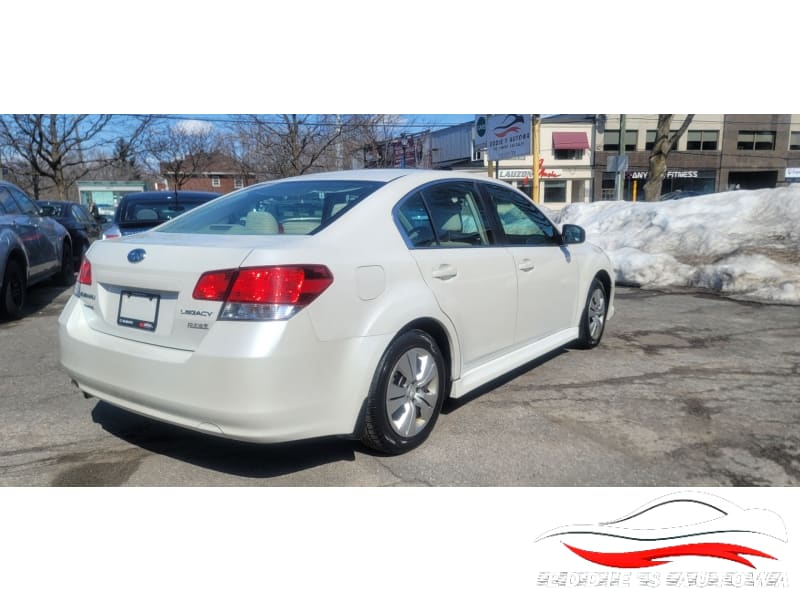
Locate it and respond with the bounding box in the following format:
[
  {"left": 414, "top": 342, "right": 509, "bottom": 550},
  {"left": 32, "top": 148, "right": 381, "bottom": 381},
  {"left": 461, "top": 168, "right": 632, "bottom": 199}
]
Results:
[
  {"left": 39, "top": 204, "right": 65, "bottom": 218},
  {"left": 158, "top": 180, "right": 385, "bottom": 235},
  {"left": 119, "top": 199, "right": 211, "bottom": 225}
]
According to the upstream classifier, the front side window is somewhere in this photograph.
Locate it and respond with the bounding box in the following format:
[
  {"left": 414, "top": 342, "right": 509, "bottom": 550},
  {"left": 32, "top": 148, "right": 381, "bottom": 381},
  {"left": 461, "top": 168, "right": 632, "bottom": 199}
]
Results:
[
  {"left": 482, "top": 183, "right": 559, "bottom": 245},
  {"left": 158, "top": 180, "right": 385, "bottom": 236}
]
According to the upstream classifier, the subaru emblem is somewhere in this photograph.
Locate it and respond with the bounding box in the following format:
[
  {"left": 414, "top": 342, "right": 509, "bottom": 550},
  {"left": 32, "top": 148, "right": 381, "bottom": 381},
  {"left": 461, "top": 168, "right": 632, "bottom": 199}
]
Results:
[{"left": 127, "top": 248, "right": 147, "bottom": 263}]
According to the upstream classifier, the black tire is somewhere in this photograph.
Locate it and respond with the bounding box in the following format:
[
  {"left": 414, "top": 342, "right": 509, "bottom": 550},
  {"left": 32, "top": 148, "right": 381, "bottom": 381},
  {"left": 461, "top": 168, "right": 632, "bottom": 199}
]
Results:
[
  {"left": 53, "top": 239, "right": 75, "bottom": 286},
  {"left": 1, "top": 260, "right": 26, "bottom": 320},
  {"left": 575, "top": 277, "right": 608, "bottom": 349},
  {"left": 361, "top": 330, "right": 446, "bottom": 455}
]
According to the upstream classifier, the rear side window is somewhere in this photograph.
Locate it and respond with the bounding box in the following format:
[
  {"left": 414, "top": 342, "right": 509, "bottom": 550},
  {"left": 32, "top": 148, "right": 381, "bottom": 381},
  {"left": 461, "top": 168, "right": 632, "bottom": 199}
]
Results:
[
  {"left": 482, "top": 183, "right": 559, "bottom": 245},
  {"left": 0, "top": 187, "right": 21, "bottom": 215},
  {"left": 396, "top": 193, "right": 436, "bottom": 247},
  {"left": 159, "top": 180, "right": 385, "bottom": 235},
  {"left": 8, "top": 187, "right": 39, "bottom": 216},
  {"left": 395, "top": 182, "right": 492, "bottom": 248}
]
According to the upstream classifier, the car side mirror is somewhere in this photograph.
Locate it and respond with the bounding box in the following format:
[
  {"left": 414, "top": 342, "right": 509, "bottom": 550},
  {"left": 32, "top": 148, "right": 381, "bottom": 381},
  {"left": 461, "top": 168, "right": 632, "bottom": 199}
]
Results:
[{"left": 561, "top": 224, "right": 585, "bottom": 245}]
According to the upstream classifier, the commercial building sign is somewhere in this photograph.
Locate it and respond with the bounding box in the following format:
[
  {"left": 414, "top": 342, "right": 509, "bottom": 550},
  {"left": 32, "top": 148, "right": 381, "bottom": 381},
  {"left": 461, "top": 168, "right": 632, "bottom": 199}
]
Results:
[
  {"left": 487, "top": 114, "right": 531, "bottom": 161},
  {"left": 628, "top": 170, "right": 700, "bottom": 180},
  {"left": 785, "top": 167, "right": 800, "bottom": 179}
]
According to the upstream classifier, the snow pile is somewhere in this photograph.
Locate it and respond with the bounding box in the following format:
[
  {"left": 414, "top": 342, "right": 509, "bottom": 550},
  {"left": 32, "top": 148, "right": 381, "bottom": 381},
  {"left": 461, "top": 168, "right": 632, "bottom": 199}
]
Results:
[{"left": 555, "top": 186, "right": 800, "bottom": 304}]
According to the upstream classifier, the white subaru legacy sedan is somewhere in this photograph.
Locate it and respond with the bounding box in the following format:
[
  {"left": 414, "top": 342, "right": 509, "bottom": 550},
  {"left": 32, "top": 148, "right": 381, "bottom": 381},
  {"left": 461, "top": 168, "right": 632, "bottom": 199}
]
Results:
[{"left": 59, "top": 169, "right": 614, "bottom": 454}]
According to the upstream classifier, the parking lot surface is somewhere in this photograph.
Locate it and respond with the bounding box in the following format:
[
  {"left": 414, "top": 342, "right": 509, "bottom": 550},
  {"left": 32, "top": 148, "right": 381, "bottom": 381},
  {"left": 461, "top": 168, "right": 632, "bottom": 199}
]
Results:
[{"left": 1, "top": 283, "right": 798, "bottom": 486}]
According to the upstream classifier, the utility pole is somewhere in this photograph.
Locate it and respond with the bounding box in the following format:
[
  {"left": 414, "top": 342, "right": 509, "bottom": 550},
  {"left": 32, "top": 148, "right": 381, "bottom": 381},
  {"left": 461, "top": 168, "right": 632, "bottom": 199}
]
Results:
[
  {"left": 615, "top": 114, "right": 626, "bottom": 201},
  {"left": 335, "top": 114, "right": 343, "bottom": 170},
  {"left": 532, "top": 114, "right": 541, "bottom": 203}
]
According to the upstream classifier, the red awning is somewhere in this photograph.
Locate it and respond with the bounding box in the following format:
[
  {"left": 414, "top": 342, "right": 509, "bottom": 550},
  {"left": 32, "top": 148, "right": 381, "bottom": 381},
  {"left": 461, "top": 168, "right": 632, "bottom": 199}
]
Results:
[{"left": 553, "top": 131, "right": 589, "bottom": 150}]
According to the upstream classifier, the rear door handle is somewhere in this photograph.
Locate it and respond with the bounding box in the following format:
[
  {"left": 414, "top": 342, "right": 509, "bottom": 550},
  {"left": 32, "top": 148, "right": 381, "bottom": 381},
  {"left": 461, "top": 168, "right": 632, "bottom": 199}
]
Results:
[
  {"left": 432, "top": 264, "right": 458, "bottom": 281},
  {"left": 518, "top": 259, "right": 535, "bottom": 272}
]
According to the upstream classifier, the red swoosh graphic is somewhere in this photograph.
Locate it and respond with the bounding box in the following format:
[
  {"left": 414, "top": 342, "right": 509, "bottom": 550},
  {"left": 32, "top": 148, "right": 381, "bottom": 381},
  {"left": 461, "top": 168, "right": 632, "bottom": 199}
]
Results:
[
  {"left": 564, "top": 542, "right": 776, "bottom": 569},
  {"left": 494, "top": 126, "right": 520, "bottom": 138}
]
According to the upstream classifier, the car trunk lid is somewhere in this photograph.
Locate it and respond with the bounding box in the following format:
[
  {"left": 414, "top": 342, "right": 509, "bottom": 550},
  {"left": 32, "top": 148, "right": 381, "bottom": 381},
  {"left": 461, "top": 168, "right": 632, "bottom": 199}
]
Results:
[{"left": 75, "top": 233, "right": 295, "bottom": 351}]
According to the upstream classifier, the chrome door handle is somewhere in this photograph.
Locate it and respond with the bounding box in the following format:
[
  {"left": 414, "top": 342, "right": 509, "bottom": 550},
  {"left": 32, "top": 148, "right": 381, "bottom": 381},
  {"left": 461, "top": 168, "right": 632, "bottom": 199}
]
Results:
[
  {"left": 518, "top": 259, "right": 535, "bottom": 272},
  {"left": 432, "top": 265, "right": 458, "bottom": 281}
]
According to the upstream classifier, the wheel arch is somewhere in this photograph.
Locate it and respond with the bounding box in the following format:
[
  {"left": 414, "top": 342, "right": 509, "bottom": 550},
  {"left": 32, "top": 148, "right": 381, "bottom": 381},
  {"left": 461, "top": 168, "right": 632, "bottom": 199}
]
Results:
[
  {"left": 5, "top": 247, "right": 29, "bottom": 282},
  {"left": 397, "top": 317, "right": 455, "bottom": 395},
  {"left": 594, "top": 268, "right": 613, "bottom": 299}
]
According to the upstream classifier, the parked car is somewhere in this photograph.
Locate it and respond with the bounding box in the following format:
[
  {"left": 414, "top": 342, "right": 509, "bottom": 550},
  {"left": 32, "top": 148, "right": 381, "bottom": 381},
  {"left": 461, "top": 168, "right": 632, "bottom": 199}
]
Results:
[
  {"left": 60, "top": 170, "right": 615, "bottom": 454},
  {"left": 37, "top": 201, "right": 103, "bottom": 268},
  {"left": 659, "top": 190, "right": 705, "bottom": 201},
  {"left": 95, "top": 203, "right": 116, "bottom": 220},
  {"left": 103, "top": 190, "right": 220, "bottom": 238},
  {"left": 1, "top": 181, "right": 74, "bottom": 320}
]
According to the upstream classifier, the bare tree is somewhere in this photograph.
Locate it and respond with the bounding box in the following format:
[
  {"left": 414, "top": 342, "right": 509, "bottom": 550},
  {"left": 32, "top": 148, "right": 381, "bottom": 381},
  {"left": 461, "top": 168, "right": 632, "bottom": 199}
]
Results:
[
  {"left": 144, "top": 119, "right": 223, "bottom": 190},
  {"left": 642, "top": 114, "right": 695, "bottom": 201},
  {"left": 0, "top": 114, "right": 154, "bottom": 200},
  {"left": 248, "top": 115, "right": 345, "bottom": 178}
]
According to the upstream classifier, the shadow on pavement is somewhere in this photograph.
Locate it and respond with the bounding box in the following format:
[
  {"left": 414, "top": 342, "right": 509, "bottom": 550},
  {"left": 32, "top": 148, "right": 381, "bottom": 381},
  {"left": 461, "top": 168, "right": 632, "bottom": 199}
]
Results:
[
  {"left": 90, "top": 401, "right": 359, "bottom": 480},
  {"left": 0, "top": 282, "right": 73, "bottom": 323},
  {"left": 442, "top": 347, "right": 568, "bottom": 414}
]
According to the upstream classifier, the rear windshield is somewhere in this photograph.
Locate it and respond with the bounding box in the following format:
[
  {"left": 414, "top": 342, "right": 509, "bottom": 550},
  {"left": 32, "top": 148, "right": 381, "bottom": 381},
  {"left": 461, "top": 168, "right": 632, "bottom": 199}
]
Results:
[
  {"left": 158, "top": 180, "right": 385, "bottom": 235},
  {"left": 119, "top": 198, "right": 211, "bottom": 225}
]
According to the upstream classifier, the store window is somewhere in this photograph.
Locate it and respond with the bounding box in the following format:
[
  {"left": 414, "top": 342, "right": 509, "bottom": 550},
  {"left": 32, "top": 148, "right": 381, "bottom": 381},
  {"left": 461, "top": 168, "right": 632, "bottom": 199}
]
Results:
[
  {"left": 737, "top": 131, "right": 776, "bottom": 151},
  {"left": 687, "top": 130, "right": 719, "bottom": 151},
  {"left": 543, "top": 180, "right": 567, "bottom": 203},
  {"left": 553, "top": 149, "right": 584, "bottom": 160},
  {"left": 790, "top": 131, "right": 800, "bottom": 151},
  {"left": 603, "top": 130, "right": 638, "bottom": 152}
]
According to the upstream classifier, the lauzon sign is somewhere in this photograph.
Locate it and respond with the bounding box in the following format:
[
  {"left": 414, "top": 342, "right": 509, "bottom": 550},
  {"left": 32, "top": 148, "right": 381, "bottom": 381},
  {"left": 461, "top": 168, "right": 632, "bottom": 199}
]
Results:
[{"left": 629, "top": 171, "right": 699, "bottom": 179}]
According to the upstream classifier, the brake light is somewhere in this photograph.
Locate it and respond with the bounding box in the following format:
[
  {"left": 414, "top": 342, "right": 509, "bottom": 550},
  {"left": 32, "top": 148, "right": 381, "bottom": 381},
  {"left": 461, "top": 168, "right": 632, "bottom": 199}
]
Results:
[
  {"left": 193, "top": 265, "right": 333, "bottom": 321},
  {"left": 78, "top": 258, "right": 92, "bottom": 285},
  {"left": 193, "top": 270, "right": 235, "bottom": 301}
]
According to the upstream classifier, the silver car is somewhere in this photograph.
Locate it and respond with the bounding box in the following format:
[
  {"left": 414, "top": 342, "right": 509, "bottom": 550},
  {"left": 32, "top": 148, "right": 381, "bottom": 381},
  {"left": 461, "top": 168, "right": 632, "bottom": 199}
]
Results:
[{"left": 1, "top": 180, "right": 73, "bottom": 319}]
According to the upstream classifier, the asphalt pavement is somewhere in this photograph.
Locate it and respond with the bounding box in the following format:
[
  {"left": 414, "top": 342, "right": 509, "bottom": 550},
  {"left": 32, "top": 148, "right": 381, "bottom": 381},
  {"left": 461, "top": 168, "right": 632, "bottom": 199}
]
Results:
[{"left": 1, "top": 282, "right": 798, "bottom": 486}]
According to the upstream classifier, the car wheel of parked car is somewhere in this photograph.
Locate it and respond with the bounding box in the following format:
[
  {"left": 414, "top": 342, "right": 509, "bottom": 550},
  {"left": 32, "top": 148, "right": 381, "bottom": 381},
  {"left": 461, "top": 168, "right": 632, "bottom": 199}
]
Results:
[
  {"left": 54, "top": 240, "right": 74, "bottom": 285},
  {"left": 575, "top": 277, "right": 608, "bottom": 349},
  {"left": 361, "top": 330, "right": 446, "bottom": 454},
  {"left": 1, "top": 260, "right": 25, "bottom": 320}
]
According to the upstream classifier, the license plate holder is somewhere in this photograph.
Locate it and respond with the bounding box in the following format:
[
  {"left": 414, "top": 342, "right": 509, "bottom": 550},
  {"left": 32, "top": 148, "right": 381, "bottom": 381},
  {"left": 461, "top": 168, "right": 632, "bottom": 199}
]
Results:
[{"left": 117, "top": 291, "right": 160, "bottom": 332}]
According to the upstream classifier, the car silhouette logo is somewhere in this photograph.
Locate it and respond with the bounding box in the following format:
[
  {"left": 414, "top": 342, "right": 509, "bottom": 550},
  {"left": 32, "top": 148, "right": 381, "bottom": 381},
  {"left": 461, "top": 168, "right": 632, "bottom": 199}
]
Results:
[
  {"left": 535, "top": 491, "right": 787, "bottom": 569},
  {"left": 493, "top": 114, "right": 525, "bottom": 138},
  {"left": 127, "top": 248, "right": 147, "bottom": 263}
]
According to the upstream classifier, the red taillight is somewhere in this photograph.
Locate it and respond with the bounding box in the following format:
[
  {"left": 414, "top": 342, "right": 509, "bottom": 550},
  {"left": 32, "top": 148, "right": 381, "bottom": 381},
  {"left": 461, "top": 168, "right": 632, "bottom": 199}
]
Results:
[
  {"left": 193, "top": 269, "right": 236, "bottom": 301},
  {"left": 78, "top": 258, "right": 92, "bottom": 285},
  {"left": 192, "top": 265, "right": 333, "bottom": 320}
]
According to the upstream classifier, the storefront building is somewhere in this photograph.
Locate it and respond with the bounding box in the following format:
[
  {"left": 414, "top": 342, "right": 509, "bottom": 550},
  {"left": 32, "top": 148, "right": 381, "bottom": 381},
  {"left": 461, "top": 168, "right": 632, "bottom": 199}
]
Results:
[
  {"left": 483, "top": 115, "right": 595, "bottom": 208},
  {"left": 594, "top": 114, "right": 724, "bottom": 201}
]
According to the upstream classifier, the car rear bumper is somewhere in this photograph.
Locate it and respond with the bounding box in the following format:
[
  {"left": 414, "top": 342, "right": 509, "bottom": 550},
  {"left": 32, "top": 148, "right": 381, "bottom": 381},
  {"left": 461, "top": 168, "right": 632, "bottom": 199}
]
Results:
[{"left": 58, "top": 295, "right": 390, "bottom": 443}]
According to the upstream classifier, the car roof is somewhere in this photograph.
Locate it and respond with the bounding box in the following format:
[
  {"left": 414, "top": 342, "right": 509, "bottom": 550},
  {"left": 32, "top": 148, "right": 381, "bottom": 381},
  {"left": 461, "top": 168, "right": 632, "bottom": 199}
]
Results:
[{"left": 120, "top": 191, "right": 221, "bottom": 203}]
